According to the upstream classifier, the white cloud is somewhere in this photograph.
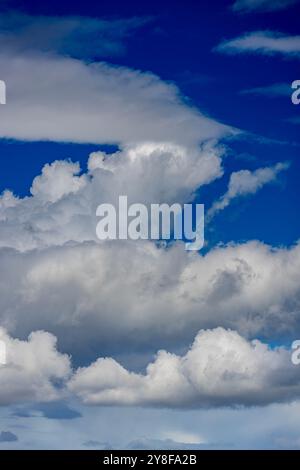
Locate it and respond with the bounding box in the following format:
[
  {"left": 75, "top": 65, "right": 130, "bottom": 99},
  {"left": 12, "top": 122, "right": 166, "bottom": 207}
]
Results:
[
  {"left": 0, "top": 12, "right": 232, "bottom": 146},
  {"left": 0, "top": 328, "right": 71, "bottom": 405},
  {"left": 0, "top": 152, "right": 297, "bottom": 361},
  {"left": 0, "top": 52, "right": 229, "bottom": 146},
  {"left": 0, "top": 143, "right": 224, "bottom": 251},
  {"left": 0, "top": 11, "right": 297, "bottom": 416},
  {"left": 216, "top": 31, "right": 300, "bottom": 57},
  {"left": 68, "top": 327, "right": 300, "bottom": 407},
  {"left": 30, "top": 160, "right": 87, "bottom": 203},
  {"left": 207, "top": 162, "right": 288, "bottom": 219},
  {"left": 231, "top": 0, "right": 298, "bottom": 13},
  {"left": 0, "top": 233, "right": 300, "bottom": 359},
  {"left": 1, "top": 325, "right": 298, "bottom": 409}
]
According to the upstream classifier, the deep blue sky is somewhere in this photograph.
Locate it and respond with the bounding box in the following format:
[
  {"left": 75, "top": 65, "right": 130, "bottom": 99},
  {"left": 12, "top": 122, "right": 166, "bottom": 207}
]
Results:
[{"left": 1, "top": 0, "right": 299, "bottom": 247}]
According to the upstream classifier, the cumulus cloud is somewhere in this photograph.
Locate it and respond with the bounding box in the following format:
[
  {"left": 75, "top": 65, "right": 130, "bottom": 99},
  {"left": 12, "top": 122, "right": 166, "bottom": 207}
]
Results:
[
  {"left": 0, "top": 143, "right": 223, "bottom": 251},
  {"left": 68, "top": 327, "right": 300, "bottom": 407},
  {"left": 1, "top": 325, "right": 298, "bottom": 409},
  {"left": 0, "top": 10, "right": 296, "bottom": 415},
  {"left": 0, "top": 233, "right": 300, "bottom": 359},
  {"left": 231, "top": 0, "right": 298, "bottom": 13},
  {"left": 0, "top": 328, "right": 71, "bottom": 405},
  {"left": 216, "top": 31, "right": 300, "bottom": 57},
  {"left": 0, "top": 151, "right": 297, "bottom": 361},
  {"left": 207, "top": 162, "right": 288, "bottom": 219},
  {"left": 30, "top": 160, "right": 87, "bottom": 204}
]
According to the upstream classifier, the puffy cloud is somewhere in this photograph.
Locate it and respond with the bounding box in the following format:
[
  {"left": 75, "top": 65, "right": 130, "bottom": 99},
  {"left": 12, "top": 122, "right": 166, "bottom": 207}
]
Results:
[
  {"left": 0, "top": 328, "right": 71, "bottom": 405},
  {"left": 0, "top": 12, "right": 295, "bottom": 411},
  {"left": 231, "top": 0, "right": 298, "bottom": 13},
  {"left": 0, "top": 143, "right": 223, "bottom": 251},
  {"left": 1, "top": 325, "right": 298, "bottom": 409},
  {"left": 216, "top": 31, "right": 300, "bottom": 57},
  {"left": 0, "top": 236, "right": 300, "bottom": 359},
  {"left": 30, "top": 160, "right": 87, "bottom": 203},
  {"left": 68, "top": 327, "right": 300, "bottom": 407},
  {"left": 0, "top": 147, "right": 296, "bottom": 359},
  {"left": 6, "top": 147, "right": 296, "bottom": 361},
  {"left": 207, "top": 162, "right": 288, "bottom": 219}
]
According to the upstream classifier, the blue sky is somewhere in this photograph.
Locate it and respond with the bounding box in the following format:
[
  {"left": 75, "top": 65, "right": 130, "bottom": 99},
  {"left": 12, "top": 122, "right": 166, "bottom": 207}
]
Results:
[
  {"left": 1, "top": 0, "right": 299, "bottom": 246},
  {"left": 0, "top": 0, "right": 300, "bottom": 450}
]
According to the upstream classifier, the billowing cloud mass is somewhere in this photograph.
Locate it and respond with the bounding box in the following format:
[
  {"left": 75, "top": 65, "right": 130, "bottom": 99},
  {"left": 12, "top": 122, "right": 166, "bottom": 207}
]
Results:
[
  {"left": 0, "top": 9, "right": 298, "bottom": 417},
  {"left": 0, "top": 143, "right": 224, "bottom": 251},
  {"left": 0, "top": 326, "right": 299, "bottom": 408},
  {"left": 207, "top": 162, "right": 288, "bottom": 219},
  {"left": 231, "top": 0, "right": 298, "bottom": 13},
  {"left": 0, "top": 231, "right": 300, "bottom": 360},
  {"left": 216, "top": 31, "right": 300, "bottom": 57},
  {"left": 0, "top": 328, "right": 71, "bottom": 405},
  {"left": 0, "top": 150, "right": 297, "bottom": 365},
  {"left": 68, "top": 327, "right": 300, "bottom": 407}
]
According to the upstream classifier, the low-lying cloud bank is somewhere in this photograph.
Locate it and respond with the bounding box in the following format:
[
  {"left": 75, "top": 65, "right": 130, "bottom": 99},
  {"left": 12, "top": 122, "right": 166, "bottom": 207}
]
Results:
[{"left": 0, "top": 327, "right": 299, "bottom": 408}]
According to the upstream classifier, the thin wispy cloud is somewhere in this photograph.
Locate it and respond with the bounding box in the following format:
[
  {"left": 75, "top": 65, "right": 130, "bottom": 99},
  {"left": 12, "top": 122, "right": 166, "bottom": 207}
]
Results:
[
  {"left": 0, "top": 12, "right": 152, "bottom": 59},
  {"left": 287, "top": 116, "right": 300, "bottom": 124},
  {"left": 216, "top": 30, "right": 300, "bottom": 57},
  {"left": 240, "top": 82, "right": 292, "bottom": 96},
  {"left": 231, "top": 0, "right": 299, "bottom": 13}
]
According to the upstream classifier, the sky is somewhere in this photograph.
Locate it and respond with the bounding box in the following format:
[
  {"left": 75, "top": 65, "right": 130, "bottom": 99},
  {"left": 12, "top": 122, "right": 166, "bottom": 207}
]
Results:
[{"left": 0, "top": 0, "right": 300, "bottom": 450}]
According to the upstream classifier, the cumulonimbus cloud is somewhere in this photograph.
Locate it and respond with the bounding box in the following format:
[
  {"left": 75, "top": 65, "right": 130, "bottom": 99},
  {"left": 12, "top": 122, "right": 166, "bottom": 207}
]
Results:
[{"left": 0, "top": 328, "right": 71, "bottom": 406}]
